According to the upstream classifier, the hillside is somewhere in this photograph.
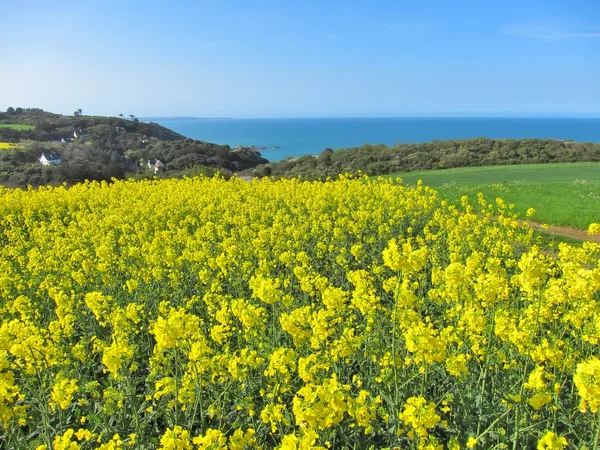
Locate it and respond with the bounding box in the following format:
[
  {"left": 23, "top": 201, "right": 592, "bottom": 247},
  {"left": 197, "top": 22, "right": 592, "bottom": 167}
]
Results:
[
  {"left": 0, "top": 107, "right": 268, "bottom": 188},
  {"left": 0, "top": 108, "right": 184, "bottom": 142}
]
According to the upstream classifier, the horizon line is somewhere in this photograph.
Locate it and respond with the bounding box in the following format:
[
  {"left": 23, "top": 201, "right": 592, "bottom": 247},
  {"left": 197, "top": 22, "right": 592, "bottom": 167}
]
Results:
[{"left": 142, "top": 115, "right": 600, "bottom": 120}]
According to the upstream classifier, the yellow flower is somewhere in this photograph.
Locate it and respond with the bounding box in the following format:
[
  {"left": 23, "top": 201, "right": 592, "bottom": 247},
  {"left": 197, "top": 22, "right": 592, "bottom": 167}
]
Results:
[
  {"left": 98, "top": 433, "right": 124, "bottom": 450},
  {"left": 466, "top": 437, "right": 477, "bottom": 448},
  {"left": 293, "top": 375, "right": 348, "bottom": 430},
  {"left": 159, "top": 426, "right": 193, "bottom": 450},
  {"left": 249, "top": 274, "right": 282, "bottom": 304},
  {"left": 228, "top": 428, "right": 257, "bottom": 450},
  {"left": 398, "top": 396, "right": 440, "bottom": 439},
  {"left": 574, "top": 356, "right": 600, "bottom": 413},
  {"left": 50, "top": 377, "right": 79, "bottom": 411},
  {"left": 264, "top": 347, "right": 296, "bottom": 379},
  {"left": 404, "top": 322, "right": 447, "bottom": 365},
  {"left": 53, "top": 429, "right": 80, "bottom": 450},
  {"left": 261, "top": 403, "right": 288, "bottom": 432},
  {"left": 278, "top": 429, "right": 326, "bottom": 450},
  {"left": 588, "top": 223, "right": 600, "bottom": 235},
  {"left": 151, "top": 305, "right": 201, "bottom": 352},
  {"left": 193, "top": 428, "right": 227, "bottom": 449},
  {"left": 84, "top": 292, "right": 112, "bottom": 322},
  {"left": 102, "top": 341, "right": 134, "bottom": 378},
  {"left": 537, "top": 431, "right": 567, "bottom": 450}
]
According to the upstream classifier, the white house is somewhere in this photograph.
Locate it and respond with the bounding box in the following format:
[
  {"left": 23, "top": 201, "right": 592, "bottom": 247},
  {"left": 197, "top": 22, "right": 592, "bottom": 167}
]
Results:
[
  {"left": 39, "top": 152, "right": 62, "bottom": 165},
  {"left": 147, "top": 159, "right": 164, "bottom": 174}
]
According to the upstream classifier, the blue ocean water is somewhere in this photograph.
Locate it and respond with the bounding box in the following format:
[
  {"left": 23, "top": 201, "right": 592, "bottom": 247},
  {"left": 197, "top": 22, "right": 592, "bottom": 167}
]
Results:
[{"left": 154, "top": 117, "right": 600, "bottom": 163}]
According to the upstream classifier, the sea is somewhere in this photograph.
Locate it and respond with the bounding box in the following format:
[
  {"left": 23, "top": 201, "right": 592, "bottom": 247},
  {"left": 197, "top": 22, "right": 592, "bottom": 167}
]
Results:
[{"left": 153, "top": 117, "right": 600, "bottom": 163}]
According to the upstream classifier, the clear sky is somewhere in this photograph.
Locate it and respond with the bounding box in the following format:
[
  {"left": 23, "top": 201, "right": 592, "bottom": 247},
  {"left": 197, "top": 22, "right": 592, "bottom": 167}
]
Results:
[{"left": 1, "top": 0, "right": 599, "bottom": 117}]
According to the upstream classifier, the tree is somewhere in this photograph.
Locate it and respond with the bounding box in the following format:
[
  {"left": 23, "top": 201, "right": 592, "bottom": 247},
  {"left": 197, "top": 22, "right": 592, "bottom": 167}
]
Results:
[
  {"left": 6, "top": 107, "right": 15, "bottom": 115},
  {"left": 119, "top": 113, "right": 124, "bottom": 120},
  {"left": 74, "top": 109, "right": 82, "bottom": 116},
  {"left": 317, "top": 148, "right": 334, "bottom": 166},
  {"left": 88, "top": 124, "right": 120, "bottom": 152},
  {"left": 129, "top": 115, "right": 135, "bottom": 121}
]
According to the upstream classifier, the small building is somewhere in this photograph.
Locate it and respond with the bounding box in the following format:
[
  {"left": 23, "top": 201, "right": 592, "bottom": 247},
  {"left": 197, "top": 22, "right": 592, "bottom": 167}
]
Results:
[
  {"left": 39, "top": 152, "right": 62, "bottom": 165},
  {"left": 73, "top": 129, "right": 89, "bottom": 139},
  {"left": 147, "top": 159, "right": 164, "bottom": 174}
]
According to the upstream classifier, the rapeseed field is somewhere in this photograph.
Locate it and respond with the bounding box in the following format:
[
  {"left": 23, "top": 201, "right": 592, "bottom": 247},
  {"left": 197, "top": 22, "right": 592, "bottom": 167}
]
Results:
[
  {"left": 0, "top": 142, "right": 21, "bottom": 150},
  {"left": 0, "top": 176, "right": 598, "bottom": 449}
]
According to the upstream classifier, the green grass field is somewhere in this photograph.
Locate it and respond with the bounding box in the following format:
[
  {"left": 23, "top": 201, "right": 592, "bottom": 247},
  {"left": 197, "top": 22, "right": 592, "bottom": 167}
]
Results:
[
  {"left": 388, "top": 162, "right": 600, "bottom": 230},
  {"left": 0, "top": 123, "right": 35, "bottom": 130}
]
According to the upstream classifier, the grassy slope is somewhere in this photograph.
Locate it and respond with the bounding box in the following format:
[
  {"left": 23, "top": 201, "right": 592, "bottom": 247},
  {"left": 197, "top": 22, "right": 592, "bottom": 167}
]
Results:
[
  {"left": 387, "top": 162, "right": 600, "bottom": 229},
  {"left": 0, "top": 124, "right": 36, "bottom": 130}
]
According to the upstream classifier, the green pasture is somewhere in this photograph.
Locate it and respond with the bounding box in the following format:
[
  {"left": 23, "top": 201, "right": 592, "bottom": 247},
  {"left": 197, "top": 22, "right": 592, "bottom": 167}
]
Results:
[
  {"left": 389, "top": 162, "right": 600, "bottom": 230},
  {"left": 0, "top": 124, "right": 35, "bottom": 130}
]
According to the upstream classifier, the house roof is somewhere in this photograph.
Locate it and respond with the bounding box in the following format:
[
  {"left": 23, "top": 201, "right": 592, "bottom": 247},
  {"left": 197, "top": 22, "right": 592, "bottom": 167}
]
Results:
[{"left": 41, "top": 152, "right": 61, "bottom": 161}]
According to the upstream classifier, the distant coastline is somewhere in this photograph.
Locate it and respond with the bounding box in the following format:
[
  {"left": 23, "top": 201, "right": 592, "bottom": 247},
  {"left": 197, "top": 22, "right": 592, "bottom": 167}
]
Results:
[
  {"left": 142, "top": 117, "right": 231, "bottom": 121},
  {"left": 154, "top": 117, "right": 600, "bottom": 162}
]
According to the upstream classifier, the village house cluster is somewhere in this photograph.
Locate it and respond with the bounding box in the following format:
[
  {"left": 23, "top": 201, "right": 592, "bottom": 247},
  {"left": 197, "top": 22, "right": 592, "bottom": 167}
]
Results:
[{"left": 39, "top": 128, "right": 159, "bottom": 171}]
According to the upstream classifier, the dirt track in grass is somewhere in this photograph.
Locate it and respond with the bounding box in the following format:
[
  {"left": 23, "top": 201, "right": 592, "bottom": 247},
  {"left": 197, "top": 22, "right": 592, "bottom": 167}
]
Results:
[{"left": 527, "top": 221, "right": 600, "bottom": 244}]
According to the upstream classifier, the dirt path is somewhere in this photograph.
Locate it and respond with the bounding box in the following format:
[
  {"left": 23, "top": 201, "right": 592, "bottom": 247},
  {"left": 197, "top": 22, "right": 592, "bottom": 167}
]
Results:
[{"left": 526, "top": 221, "right": 600, "bottom": 244}]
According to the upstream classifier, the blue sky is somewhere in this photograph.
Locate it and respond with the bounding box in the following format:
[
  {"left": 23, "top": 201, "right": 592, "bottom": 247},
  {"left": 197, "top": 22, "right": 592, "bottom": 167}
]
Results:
[{"left": 1, "top": 0, "right": 599, "bottom": 117}]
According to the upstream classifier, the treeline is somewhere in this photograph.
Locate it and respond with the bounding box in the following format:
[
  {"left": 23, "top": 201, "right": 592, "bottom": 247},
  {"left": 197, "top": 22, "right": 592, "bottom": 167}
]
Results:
[
  {"left": 132, "top": 139, "right": 268, "bottom": 172},
  {"left": 248, "top": 138, "right": 600, "bottom": 180},
  {"left": 0, "top": 139, "right": 268, "bottom": 188}
]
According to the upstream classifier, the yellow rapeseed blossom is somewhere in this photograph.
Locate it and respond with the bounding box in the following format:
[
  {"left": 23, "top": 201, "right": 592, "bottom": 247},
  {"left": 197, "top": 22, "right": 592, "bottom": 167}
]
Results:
[
  {"left": 159, "top": 426, "right": 192, "bottom": 450},
  {"left": 102, "top": 341, "right": 134, "bottom": 378},
  {"left": 574, "top": 356, "right": 600, "bottom": 413},
  {"left": 50, "top": 377, "right": 79, "bottom": 411},
  {"left": 279, "top": 429, "right": 326, "bottom": 450},
  {"left": 588, "top": 223, "right": 600, "bottom": 235},
  {"left": 193, "top": 428, "right": 227, "bottom": 449},
  {"left": 537, "top": 431, "right": 568, "bottom": 450},
  {"left": 53, "top": 429, "right": 80, "bottom": 450},
  {"left": 293, "top": 375, "right": 348, "bottom": 430},
  {"left": 398, "top": 396, "right": 441, "bottom": 439},
  {"left": 0, "top": 176, "right": 598, "bottom": 447},
  {"left": 260, "top": 403, "right": 289, "bottom": 432}
]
